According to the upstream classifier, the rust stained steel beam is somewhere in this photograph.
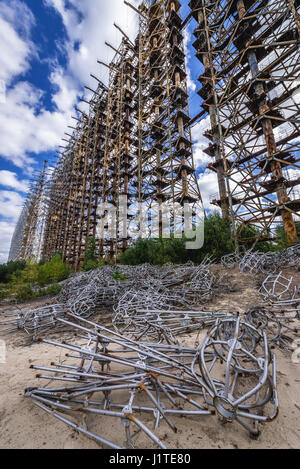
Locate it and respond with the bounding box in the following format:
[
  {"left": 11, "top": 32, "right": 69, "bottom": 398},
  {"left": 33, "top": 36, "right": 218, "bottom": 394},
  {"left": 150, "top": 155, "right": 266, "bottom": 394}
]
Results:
[
  {"left": 190, "top": 0, "right": 300, "bottom": 246},
  {"left": 9, "top": 161, "right": 48, "bottom": 262},
  {"left": 10, "top": 0, "right": 205, "bottom": 266}
]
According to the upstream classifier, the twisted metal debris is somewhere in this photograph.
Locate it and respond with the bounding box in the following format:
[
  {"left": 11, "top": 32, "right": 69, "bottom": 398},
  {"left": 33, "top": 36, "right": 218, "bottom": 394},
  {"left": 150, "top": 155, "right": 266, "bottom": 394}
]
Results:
[
  {"left": 197, "top": 317, "right": 278, "bottom": 438},
  {"left": 259, "top": 272, "right": 299, "bottom": 305},
  {"left": 222, "top": 245, "right": 300, "bottom": 274},
  {"left": 246, "top": 307, "right": 300, "bottom": 351},
  {"left": 113, "top": 309, "right": 232, "bottom": 344},
  {"left": 239, "top": 251, "right": 280, "bottom": 274},
  {"left": 0, "top": 266, "right": 121, "bottom": 339},
  {"left": 24, "top": 314, "right": 278, "bottom": 448},
  {"left": 0, "top": 260, "right": 218, "bottom": 340}
]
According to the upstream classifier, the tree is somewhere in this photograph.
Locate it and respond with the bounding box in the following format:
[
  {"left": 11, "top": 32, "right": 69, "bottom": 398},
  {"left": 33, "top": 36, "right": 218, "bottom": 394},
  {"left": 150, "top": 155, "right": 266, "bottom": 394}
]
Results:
[
  {"left": 83, "top": 238, "right": 100, "bottom": 271},
  {"left": 0, "top": 260, "right": 26, "bottom": 284},
  {"left": 274, "top": 222, "right": 300, "bottom": 249},
  {"left": 120, "top": 213, "right": 238, "bottom": 265},
  {"left": 37, "top": 254, "right": 71, "bottom": 286},
  {"left": 188, "top": 213, "right": 234, "bottom": 263}
]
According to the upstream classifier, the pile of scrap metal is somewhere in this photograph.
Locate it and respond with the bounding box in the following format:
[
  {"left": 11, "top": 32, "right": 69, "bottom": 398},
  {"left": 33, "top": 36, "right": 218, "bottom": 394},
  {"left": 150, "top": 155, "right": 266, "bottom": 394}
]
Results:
[
  {"left": 248, "top": 270, "right": 300, "bottom": 349},
  {"left": 259, "top": 272, "right": 300, "bottom": 307},
  {"left": 0, "top": 259, "right": 219, "bottom": 340},
  {"left": 24, "top": 314, "right": 278, "bottom": 448},
  {"left": 222, "top": 244, "right": 300, "bottom": 273},
  {"left": 247, "top": 306, "right": 299, "bottom": 350},
  {"left": 222, "top": 246, "right": 300, "bottom": 350},
  {"left": 113, "top": 309, "right": 232, "bottom": 343}
]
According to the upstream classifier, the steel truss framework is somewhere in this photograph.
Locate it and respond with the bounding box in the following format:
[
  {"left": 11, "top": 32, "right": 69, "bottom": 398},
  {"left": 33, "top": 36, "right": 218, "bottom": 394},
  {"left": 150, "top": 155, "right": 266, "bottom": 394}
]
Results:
[
  {"left": 9, "top": 0, "right": 300, "bottom": 268},
  {"left": 190, "top": 0, "right": 300, "bottom": 244},
  {"left": 42, "top": 82, "right": 108, "bottom": 270},
  {"left": 8, "top": 161, "right": 48, "bottom": 262},
  {"left": 98, "top": 0, "right": 204, "bottom": 261},
  {"left": 12, "top": 0, "right": 202, "bottom": 269}
]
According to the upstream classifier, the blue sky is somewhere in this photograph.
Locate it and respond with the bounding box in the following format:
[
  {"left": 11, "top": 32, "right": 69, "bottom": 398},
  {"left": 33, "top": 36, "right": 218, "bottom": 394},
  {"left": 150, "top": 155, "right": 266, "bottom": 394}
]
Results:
[{"left": 0, "top": 0, "right": 215, "bottom": 263}]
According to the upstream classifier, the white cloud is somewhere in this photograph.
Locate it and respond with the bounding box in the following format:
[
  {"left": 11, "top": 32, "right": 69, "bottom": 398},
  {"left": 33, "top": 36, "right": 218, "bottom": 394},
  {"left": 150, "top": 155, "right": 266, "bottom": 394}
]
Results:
[
  {"left": 198, "top": 169, "right": 220, "bottom": 213},
  {"left": 0, "top": 171, "right": 29, "bottom": 192},
  {"left": 0, "top": 190, "right": 24, "bottom": 221},
  {"left": 0, "top": 0, "right": 36, "bottom": 84},
  {"left": 192, "top": 117, "right": 211, "bottom": 169},
  {"left": 0, "top": 1, "right": 66, "bottom": 168},
  {"left": 0, "top": 81, "right": 72, "bottom": 168},
  {"left": 44, "top": 0, "right": 139, "bottom": 90},
  {"left": 0, "top": 0, "right": 140, "bottom": 260}
]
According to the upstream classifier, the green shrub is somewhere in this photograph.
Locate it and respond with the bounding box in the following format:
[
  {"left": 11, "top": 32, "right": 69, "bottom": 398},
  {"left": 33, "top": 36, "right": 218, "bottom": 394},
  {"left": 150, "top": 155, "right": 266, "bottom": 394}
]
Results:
[
  {"left": 17, "top": 261, "right": 39, "bottom": 285},
  {"left": 0, "top": 260, "right": 26, "bottom": 284},
  {"left": 119, "top": 239, "right": 150, "bottom": 265},
  {"left": 0, "top": 255, "right": 71, "bottom": 302},
  {"left": 16, "top": 285, "right": 36, "bottom": 302},
  {"left": 119, "top": 213, "right": 235, "bottom": 265},
  {"left": 46, "top": 283, "right": 62, "bottom": 296},
  {"left": 189, "top": 213, "right": 234, "bottom": 263},
  {"left": 112, "top": 270, "right": 127, "bottom": 281},
  {"left": 37, "top": 283, "right": 62, "bottom": 297},
  {"left": 236, "top": 224, "right": 272, "bottom": 252},
  {"left": 37, "top": 254, "right": 71, "bottom": 286},
  {"left": 83, "top": 259, "right": 100, "bottom": 272},
  {"left": 83, "top": 238, "right": 100, "bottom": 271}
]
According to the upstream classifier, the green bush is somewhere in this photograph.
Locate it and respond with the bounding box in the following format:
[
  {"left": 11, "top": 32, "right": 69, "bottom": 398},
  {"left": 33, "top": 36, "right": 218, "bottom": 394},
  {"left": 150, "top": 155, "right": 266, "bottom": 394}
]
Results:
[
  {"left": 119, "top": 237, "right": 189, "bottom": 266},
  {"left": 119, "top": 239, "right": 150, "bottom": 265},
  {"left": 0, "top": 290, "right": 8, "bottom": 301},
  {"left": 37, "top": 283, "right": 62, "bottom": 297},
  {"left": 16, "top": 285, "right": 35, "bottom": 302},
  {"left": 36, "top": 288, "right": 47, "bottom": 297},
  {"left": 0, "top": 255, "right": 71, "bottom": 302},
  {"left": 0, "top": 260, "right": 26, "bottom": 284},
  {"left": 83, "top": 238, "right": 99, "bottom": 271},
  {"left": 119, "top": 213, "right": 235, "bottom": 265},
  {"left": 112, "top": 270, "right": 127, "bottom": 281},
  {"left": 189, "top": 213, "right": 234, "bottom": 263},
  {"left": 37, "top": 254, "right": 71, "bottom": 286},
  {"left": 83, "top": 259, "right": 100, "bottom": 272},
  {"left": 236, "top": 224, "right": 272, "bottom": 252}
]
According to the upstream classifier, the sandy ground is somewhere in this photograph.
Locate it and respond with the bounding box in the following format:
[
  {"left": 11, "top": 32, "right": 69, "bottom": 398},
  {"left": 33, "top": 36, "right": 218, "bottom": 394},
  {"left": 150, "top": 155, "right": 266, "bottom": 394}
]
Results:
[{"left": 0, "top": 267, "right": 299, "bottom": 449}]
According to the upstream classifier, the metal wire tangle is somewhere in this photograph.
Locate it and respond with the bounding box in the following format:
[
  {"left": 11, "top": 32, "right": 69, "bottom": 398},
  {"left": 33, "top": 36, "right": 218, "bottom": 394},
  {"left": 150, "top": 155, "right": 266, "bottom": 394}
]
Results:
[{"left": 24, "top": 314, "right": 278, "bottom": 448}]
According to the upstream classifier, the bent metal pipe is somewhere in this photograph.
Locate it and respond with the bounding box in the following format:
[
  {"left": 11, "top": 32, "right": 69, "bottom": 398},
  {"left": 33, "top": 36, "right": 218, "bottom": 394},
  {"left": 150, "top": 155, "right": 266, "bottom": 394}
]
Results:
[{"left": 24, "top": 314, "right": 278, "bottom": 448}]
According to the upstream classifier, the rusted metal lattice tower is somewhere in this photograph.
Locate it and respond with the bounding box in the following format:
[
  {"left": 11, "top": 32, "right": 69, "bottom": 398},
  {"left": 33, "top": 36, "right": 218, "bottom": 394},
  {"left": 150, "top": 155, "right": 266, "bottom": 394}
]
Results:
[
  {"left": 137, "top": 0, "right": 204, "bottom": 228},
  {"left": 8, "top": 0, "right": 209, "bottom": 269},
  {"left": 98, "top": 35, "right": 139, "bottom": 259},
  {"left": 42, "top": 82, "right": 108, "bottom": 270},
  {"left": 190, "top": 0, "right": 300, "bottom": 244},
  {"left": 8, "top": 161, "right": 48, "bottom": 262},
  {"left": 38, "top": 0, "right": 202, "bottom": 269}
]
